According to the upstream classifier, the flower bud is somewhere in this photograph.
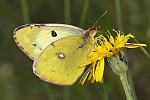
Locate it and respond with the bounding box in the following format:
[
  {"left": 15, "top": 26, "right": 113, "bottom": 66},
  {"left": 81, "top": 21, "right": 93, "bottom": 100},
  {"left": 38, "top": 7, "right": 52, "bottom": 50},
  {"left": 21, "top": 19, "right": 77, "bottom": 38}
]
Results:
[{"left": 107, "top": 49, "right": 128, "bottom": 75}]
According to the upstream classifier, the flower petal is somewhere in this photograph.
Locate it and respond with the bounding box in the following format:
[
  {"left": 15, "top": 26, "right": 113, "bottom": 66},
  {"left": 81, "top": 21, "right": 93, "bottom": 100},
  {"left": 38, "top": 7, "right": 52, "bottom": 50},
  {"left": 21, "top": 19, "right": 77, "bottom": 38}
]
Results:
[
  {"left": 95, "top": 57, "right": 105, "bottom": 82},
  {"left": 125, "top": 43, "right": 147, "bottom": 48}
]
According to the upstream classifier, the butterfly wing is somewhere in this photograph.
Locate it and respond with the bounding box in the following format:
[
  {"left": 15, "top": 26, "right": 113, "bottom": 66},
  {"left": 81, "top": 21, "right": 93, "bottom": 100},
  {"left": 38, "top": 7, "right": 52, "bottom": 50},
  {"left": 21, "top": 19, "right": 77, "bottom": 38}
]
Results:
[
  {"left": 13, "top": 24, "right": 84, "bottom": 60},
  {"left": 33, "top": 35, "right": 92, "bottom": 85}
]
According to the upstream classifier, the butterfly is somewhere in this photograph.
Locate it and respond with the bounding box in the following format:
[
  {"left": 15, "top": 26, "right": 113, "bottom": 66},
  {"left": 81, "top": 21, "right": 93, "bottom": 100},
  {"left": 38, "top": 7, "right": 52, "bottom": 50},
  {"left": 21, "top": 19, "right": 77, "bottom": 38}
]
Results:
[{"left": 13, "top": 24, "right": 97, "bottom": 86}]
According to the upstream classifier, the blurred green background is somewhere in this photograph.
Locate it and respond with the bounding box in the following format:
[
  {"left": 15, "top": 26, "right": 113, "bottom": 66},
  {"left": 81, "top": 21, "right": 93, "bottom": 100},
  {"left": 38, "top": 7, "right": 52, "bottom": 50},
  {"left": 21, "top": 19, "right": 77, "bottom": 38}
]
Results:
[{"left": 0, "top": 0, "right": 149, "bottom": 100}]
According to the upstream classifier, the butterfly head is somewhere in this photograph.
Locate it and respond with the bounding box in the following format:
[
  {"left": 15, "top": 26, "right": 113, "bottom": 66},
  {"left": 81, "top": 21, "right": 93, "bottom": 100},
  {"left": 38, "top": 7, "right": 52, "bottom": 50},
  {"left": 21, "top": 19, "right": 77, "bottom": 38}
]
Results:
[{"left": 83, "top": 27, "right": 97, "bottom": 39}]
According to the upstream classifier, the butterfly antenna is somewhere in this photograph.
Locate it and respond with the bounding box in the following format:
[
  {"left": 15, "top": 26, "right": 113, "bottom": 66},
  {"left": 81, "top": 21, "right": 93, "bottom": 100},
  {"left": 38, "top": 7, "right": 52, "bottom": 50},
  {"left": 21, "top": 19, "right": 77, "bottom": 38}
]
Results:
[
  {"left": 92, "top": 11, "right": 107, "bottom": 28},
  {"left": 83, "top": 11, "right": 107, "bottom": 39}
]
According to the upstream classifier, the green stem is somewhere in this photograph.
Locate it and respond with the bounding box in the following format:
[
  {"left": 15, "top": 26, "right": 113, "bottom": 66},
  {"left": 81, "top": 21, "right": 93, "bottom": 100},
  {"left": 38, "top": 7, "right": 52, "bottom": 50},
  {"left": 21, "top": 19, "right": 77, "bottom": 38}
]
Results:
[
  {"left": 99, "top": 82, "right": 109, "bottom": 100},
  {"left": 119, "top": 72, "right": 133, "bottom": 100},
  {"left": 63, "top": 87, "right": 70, "bottom": 100},
  {"left": 114, "top": 0, "right": 138, "bottom": 99},
  {"left": 127, "top": 70, "right": 138, "bottom": 100},
  {"left": 20, "top": 0, "right": 29, "bottom": 23},
  {"left": 82, "top": 84, "right": 91, "bottom": 100},
  {"left": 115, "top": 0, "right": 123, "bottom": 31},
  {"left": 42, "top": 82, "right": 55, "bottom": 100},
  {"left": 79, "top": 0, "right": 90, "bottom": 27},
  {"left": 64, "top": 0, "right": 71, "bottom": 24}
]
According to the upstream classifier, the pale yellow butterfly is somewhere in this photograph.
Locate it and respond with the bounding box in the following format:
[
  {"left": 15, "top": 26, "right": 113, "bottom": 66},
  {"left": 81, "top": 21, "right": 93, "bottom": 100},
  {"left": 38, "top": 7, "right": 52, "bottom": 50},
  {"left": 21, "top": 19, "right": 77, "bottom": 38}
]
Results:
[{"left": 13, "top": 24, "right": 96, "bottom": 85}]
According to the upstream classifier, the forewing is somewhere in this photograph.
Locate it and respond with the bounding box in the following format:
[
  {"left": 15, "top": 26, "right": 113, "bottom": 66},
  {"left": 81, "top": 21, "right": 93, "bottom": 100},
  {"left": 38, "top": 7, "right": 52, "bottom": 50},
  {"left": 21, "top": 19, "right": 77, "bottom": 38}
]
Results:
[{"left": 13, "top": 24, "right": 84, "bottom": 60}]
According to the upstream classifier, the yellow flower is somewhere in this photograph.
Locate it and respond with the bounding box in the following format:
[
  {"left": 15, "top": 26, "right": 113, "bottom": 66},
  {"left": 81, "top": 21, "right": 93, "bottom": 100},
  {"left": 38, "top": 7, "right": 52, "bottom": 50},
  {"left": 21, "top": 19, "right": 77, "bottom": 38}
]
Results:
[{"left": 80, "top": 29, "right": 146, "bottom": 85}]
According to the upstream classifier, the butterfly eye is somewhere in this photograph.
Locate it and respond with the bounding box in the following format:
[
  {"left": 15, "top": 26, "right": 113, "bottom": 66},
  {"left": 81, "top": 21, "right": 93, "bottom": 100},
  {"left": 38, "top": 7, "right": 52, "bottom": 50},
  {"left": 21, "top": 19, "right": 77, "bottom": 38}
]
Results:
[{"left": 51, "top": 30, "right": 57, "bottom": 37}]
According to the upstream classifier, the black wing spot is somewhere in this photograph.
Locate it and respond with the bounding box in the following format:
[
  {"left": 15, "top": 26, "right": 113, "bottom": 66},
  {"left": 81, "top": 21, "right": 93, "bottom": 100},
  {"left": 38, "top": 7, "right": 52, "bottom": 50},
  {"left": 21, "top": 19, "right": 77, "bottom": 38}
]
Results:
[
  {"left": 33, "top": 44, "right": 37, "bottom": 46},
  {"left": 32, "top": 44, "right": 42, "bottom": 50},
  {"left": 34, "top": 24, "right": 46, "bottom": 27},
  {"left": 51, "top": 30, "right": 57, "bottom": 37},
  {"left": 34, "top": 24, "right": 41, "bottom": 27},
  {"left": 34, "top": 24, "right": 39, "bottom": 26},
  {"left": 40, "top": 24, "right": 45, "bottom": 26}
]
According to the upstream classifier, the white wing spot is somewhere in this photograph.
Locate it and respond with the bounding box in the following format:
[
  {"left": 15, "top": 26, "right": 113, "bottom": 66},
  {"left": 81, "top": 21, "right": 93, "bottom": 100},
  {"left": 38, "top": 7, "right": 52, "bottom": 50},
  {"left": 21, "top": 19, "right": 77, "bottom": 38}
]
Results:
[{"left": 57, "top": 53, "right": 65, "bottom": 59}]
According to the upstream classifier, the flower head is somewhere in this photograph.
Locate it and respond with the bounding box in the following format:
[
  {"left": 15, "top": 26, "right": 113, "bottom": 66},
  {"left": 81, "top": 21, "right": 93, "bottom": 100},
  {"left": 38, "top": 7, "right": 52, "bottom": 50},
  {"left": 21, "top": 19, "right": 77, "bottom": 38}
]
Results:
[{"left": 80, "top": 29, "right": 146, "bottom": 85}]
